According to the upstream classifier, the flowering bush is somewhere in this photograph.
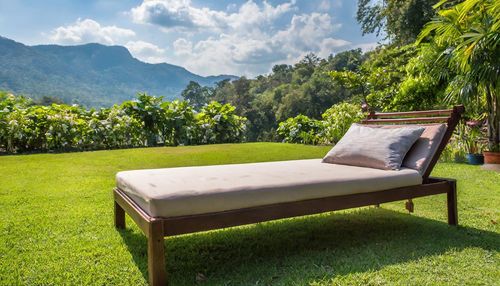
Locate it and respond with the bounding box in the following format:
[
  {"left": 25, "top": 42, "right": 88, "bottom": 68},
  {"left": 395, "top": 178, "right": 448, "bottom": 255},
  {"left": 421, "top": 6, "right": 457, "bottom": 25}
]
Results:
[
  {"left": 0, "top": 93, "right": 247, "bottom": 153},
  {"left": 321, "top": 102, "right": 365, "bottom": 143},
  {"left": 195, "top": 101, "right": 247, "bottom": 144},
  {"left": 158, "top": 100, "right": 196, "bottom": 146},
  {"left": 277, "top": 115, "right": 326, "bottom": 145},
  {"left": 86, "top": 107, "right": 145, "bottom": 149},
  {"left": 277, "top": 102, "right": 364, "bottom": 145}
]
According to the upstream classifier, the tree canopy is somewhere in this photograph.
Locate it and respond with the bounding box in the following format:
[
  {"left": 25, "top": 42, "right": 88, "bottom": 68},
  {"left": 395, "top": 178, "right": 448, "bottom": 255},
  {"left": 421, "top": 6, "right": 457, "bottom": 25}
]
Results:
[{"left": 357, "top": 0, "right": 439, "bottom": 45}]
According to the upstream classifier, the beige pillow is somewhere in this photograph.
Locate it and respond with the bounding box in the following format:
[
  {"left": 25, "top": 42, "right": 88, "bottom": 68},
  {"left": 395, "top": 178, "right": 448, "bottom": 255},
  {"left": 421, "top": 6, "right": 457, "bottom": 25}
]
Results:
[
  {"left": 403, "top": 124, "right": 446, "bottom": 174},
  {"left": 360, "top": 124, "right": 447, "bottom": 174},
  {"left": 322, "top": 123, "right": 425, "bottom": 170}
]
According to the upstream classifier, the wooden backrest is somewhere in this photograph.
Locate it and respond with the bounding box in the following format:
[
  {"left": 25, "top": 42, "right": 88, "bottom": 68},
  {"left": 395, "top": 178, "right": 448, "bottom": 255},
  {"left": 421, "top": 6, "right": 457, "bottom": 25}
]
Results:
[{"left": 361, "top": 105, "right": 465, "bottom": 180}]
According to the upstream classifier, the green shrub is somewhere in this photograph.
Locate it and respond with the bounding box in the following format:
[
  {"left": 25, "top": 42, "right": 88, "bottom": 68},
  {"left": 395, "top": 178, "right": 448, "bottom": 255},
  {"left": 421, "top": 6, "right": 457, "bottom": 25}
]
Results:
[
  {"left": 322, "top": 102, "right": 364, "bottom": 143},
  {"left": 86, "top": 107, "right": 145, "bottom": 149},
  {"left": 277, "top": 102, "right": 364, "bottom": 145},
  {"left": 277, "top": 114, "right": 326, "bottom": 145},
  {"left": 195, "top": 101, "right": 247, "bottom": 144},
  {"left": 159, "top": 100, "right": 196, "bottom": 146},
  {"left": 0, "top": 93, "right": 246, "bottom": 153}
]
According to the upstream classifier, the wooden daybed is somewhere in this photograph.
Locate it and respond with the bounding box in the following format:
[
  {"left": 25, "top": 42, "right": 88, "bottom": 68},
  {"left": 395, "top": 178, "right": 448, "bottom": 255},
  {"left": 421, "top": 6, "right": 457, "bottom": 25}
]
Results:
[{"left": 114, "top": 106, "right": 464, "bottom": 285}]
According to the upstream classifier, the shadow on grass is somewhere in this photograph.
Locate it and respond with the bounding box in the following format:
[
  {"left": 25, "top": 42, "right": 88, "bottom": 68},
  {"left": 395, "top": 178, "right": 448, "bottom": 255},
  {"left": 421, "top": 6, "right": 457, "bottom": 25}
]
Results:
[{"left": 118, "top": 208, "right": 500, "bottom": 285}]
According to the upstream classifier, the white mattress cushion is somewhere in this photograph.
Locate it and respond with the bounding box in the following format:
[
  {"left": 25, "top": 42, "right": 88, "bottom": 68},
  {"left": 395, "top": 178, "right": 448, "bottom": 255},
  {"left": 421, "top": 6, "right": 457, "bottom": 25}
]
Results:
[{"left": 116, "top": 159, "right": 422, "bottom": 218}]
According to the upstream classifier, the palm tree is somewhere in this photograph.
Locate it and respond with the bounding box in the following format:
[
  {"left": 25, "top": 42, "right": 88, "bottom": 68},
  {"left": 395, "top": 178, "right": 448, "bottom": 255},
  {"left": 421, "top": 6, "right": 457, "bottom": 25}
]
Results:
[{"left": 418, "top": 0, "right": 500, "bottom": 151}]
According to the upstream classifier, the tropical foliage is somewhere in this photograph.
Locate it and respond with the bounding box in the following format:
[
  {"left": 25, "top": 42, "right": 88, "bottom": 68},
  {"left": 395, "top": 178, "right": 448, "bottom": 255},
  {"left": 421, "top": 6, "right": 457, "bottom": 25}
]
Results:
[
  {"left": 417, "top": 0, "right": 500, "bottom": 151},
  {"left": 277, "top": 103, "right": 364, "bottom": 145},
  {"left": 277, "top": 115, "right": 326, "bottom": 145},
  {"left": 357, "top": 0, "right": 439, "bottom": 45},
  {"left": 0, "top": 92, "right": 246, "bottom": 153}
]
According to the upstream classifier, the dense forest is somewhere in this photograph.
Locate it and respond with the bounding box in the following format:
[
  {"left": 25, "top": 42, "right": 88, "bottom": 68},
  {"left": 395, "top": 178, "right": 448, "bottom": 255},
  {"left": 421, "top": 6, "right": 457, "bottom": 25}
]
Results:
[
  {"left": 1, "top": 0, "right": 498, "bottom": 155},
  {"left": 179, "top": 44, "right": 444, "bottom": 142}
]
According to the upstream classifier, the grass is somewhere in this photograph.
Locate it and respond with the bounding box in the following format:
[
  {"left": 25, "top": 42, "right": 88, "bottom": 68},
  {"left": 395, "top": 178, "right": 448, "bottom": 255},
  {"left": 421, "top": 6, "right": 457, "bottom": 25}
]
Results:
[{"left": 0, "top": 142, "right": 499, "bottom": 285}]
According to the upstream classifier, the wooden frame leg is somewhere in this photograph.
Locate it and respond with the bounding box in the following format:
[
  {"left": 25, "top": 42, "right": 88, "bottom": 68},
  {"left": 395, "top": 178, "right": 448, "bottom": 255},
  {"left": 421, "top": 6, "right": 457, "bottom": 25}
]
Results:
[
  {"left": 447, "top": 180, "right": 458, "bottom": 226},
  {"left": 405, "top": 199, "right": 414, "bottom": 213},
  {"left": 148, "top": 220, "right": 167, "bottom": 286},
  {"left": 114, "top": 201, "right": 126, "bottom": 229}
]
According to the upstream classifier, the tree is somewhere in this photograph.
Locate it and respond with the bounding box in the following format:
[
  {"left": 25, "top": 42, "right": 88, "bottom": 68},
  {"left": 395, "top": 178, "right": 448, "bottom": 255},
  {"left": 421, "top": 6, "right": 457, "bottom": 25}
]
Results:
[
  {"left": 327, "top": 48, "right": 365, "bottom": 71},
  {"left": 302, "top": 71, "right": 350, "bottom": 118},
  {"left": 36, "top": 96, "right": 64, "bottom": 106},
  {"left": 357, "top": 0, "right": 438, "bottom": 45},
  {"left": 231, "top": 77, "right": 252, "bottom": 114},
  {"left": 292, "top": 53, "right": 321, "bottom": 84},
  {"left": 418, "top": 0, "right": 500, "bottom": 151},
  {"left": 360, "top": 45, "right": 418, "bottom": 110},
  {"left": 181, "top": 81, "right": 211, "bottom": 110},
  {"left": 271, "top": 64, "right": 293, "bottom": 84},
  {"left": 390, "top": 45, "right": 447, "bottom": 111},
  {"left": 330, "top": 70, "right": 369, "bottom": 104},
  {"left": 211, "top": 79, "right": 236, "bottom": 104}
]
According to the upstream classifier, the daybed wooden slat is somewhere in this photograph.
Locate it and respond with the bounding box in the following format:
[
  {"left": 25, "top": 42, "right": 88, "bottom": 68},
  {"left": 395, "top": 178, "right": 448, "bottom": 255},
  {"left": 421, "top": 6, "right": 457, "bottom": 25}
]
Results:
[
  {"left": 422, "top": 105, "right": 464, "bottom": 179},
  {"left": 114, "top": 105, "right": 465, "bottom": 286},
  {"left": 361, "top": 116, "right": 450, "bottom": 124},
  {"left": 369, "top": 109, "right": 454, "bottom": 118}
]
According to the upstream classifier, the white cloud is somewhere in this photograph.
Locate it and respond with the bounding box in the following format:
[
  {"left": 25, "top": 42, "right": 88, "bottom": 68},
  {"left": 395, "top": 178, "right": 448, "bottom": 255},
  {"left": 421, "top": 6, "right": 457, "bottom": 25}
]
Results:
[
  {"left": 130, "top": 1, "right": 354, "bottom": 76},
  {"left": 319, "top": 0, "right": 342, "bottom": 11},
  {"left": 319, "top": 0, "right": 330, "bottom": 11},
  {"left": 125, "top": 41, "right": 167, "bottom": 63},
  {"left": 274, "top": 13, "right": 342, "bottom": 53},
  {"left": 168, "top": 12, "right": 349, "bottom": 76},
  {"left": 46, "top": 2, "right": 362, "bottom": 77},
  {"left": 318, "top": 38, "right": 351, "bottom": 58},
  {"left": 172, "top": 38, "right": 193, "bottom": 56},
  {"left": 353, "top": 42, "right": 379, "bottom": 52},
  {"left": 47, "top": 18, "right": 168, "bottom": 64},
  {"left": 130, "top": 0, "right": 295, "bottom": 32},
  {"left": 48, "top": 18, "right": 135, "bottom": 45}
]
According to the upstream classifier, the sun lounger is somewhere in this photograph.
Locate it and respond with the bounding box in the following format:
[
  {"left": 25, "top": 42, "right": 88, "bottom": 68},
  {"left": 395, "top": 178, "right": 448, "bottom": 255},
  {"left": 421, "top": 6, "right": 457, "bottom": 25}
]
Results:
[{"left": 113, "top": 105, "right": 464, "bottom": 285}]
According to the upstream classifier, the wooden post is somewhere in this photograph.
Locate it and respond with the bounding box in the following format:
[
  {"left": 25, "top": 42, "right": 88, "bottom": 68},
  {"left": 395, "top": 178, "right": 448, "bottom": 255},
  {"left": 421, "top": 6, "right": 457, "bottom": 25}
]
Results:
[
  {"left": 447, "top": 180, "right": 458, "bottom": 226},
  {"left": 148, "top": 220, "right": 167, "bottom": 286},
  {"left": 114, "top": 201, "right": 126, "bottom": 229}
]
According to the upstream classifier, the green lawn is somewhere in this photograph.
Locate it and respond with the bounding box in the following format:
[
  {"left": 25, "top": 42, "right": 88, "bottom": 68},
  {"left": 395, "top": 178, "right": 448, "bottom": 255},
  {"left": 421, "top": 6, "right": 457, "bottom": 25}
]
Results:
[{"left": 0, "top": 143, "right": 499, "bottom": 285}]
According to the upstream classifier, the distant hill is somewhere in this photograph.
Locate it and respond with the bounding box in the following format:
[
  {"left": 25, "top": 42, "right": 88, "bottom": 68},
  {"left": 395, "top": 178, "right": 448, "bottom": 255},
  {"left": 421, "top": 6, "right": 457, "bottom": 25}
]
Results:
[{"left": 0, "top": 36, "right": 238, "bottom": 107}]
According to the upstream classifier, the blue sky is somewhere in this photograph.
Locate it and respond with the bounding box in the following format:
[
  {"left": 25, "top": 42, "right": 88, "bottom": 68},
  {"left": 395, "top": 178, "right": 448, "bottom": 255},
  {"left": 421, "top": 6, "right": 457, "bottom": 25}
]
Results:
[{"left": 0, "top": 0, "right": 380, "bottom": 77}]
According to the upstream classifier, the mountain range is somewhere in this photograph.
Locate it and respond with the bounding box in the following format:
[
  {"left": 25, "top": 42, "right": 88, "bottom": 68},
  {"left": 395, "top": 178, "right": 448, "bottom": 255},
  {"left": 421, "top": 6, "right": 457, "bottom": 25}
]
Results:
[{"left": 0, "top": 36, "right": 237, "bottom": 107}]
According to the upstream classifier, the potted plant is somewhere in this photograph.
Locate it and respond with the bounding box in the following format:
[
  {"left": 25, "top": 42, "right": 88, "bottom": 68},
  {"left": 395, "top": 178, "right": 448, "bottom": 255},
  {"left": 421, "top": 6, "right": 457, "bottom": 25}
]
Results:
[
  {"left": 483, "top": 117, "right": 500, "bottom": 164},
  {"left": 464, "top": 121, "right": 485, "bottom": 165},
  {"left": 418, "top": 0, "right": 500, "bottom": 166}
]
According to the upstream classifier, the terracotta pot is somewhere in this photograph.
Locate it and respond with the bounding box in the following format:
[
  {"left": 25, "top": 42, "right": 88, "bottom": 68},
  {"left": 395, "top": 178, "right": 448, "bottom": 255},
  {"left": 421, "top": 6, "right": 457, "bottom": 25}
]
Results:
[{"left": 483, "top": 151, "right": 500, "bottom": 164}]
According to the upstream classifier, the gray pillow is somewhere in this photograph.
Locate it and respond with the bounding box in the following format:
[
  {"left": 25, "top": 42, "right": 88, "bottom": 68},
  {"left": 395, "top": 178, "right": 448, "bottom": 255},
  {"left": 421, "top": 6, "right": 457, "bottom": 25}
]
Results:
[{"left": 322, "top": 123, "right": 425, "bottom": 170}]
